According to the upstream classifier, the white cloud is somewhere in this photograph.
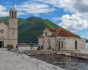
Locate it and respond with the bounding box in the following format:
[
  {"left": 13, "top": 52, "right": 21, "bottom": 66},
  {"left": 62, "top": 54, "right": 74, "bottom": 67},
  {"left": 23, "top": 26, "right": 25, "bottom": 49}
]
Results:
[
  {"left": 1, "top": 0, "right": 88, "bottom": 33},
  {"left": 52, "top": 17, "right": 59, "bottom": 21},
  {"left": 0, "top": 5, "right": 8, "bottom": 17},
  {"left": 38, "top": 0, "right": 88, "bottom": 32},
  {"left": 37, "top": 0, "right": 88, "bottom": 14},
  {"left": 16, "top": 1, "right": 55, "bottom": 15},
  {"left": 18, "top": 12, "right": 27, "bottom": 16},
  {"left": 59, "top": 14, "right": 88, "bottom": 32}
]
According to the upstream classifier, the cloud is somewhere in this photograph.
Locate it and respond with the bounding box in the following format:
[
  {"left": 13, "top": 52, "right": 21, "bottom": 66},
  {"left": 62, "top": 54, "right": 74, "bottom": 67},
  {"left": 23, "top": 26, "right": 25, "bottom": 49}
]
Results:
[
  {"left": 18, "top": 12, "right": 27, "bottom": 16},
  {"left": 52, "top": 17, "right": 59, "bottom": 21},
  {"left": 72, "top": 0, "right": 88, "bottom": 13},
  {"left": 16, "top": 1, "right": 55, "bottom": 16},
  {"left": 38, "top": 0, "right": 88, "bottom": 14},
  {"left": 37, "top": 0, "right": 88, "bottom": 32},
  {"left": 0, "top": 5, "right": 8, "bottom": 17},
  {"left": 1, "top": 0, "right": 88, "bottom": 33},
  {"left": 59, "top": 14, "right": 88, "bottom": 32}
]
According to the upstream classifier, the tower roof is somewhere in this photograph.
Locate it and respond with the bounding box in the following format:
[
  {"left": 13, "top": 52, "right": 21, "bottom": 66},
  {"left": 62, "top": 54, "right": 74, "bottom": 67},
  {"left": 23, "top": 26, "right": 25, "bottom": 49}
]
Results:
[{"left": 10, "top": 6, "right": 17, "bottom": 11}]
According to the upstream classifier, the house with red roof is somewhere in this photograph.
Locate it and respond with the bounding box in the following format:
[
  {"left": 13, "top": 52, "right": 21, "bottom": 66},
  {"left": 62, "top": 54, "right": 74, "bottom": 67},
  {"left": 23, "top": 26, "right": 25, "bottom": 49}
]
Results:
[{"left": 38, "top": 28, "right": 86, "bottom": 51}]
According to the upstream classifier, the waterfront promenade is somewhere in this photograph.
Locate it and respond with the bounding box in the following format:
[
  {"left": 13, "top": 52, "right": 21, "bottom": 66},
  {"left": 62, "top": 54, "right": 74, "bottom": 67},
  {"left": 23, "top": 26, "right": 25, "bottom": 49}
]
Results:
[{"left": 0, "top": 48, "right": 64, "bottom": 70}]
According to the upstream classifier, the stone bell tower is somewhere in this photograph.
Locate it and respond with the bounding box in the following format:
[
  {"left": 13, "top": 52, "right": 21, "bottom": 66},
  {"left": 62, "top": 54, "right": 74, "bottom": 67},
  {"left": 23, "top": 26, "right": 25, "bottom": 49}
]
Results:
[{"left": 8, "top": 5, "right": 18, "bottom": 47}]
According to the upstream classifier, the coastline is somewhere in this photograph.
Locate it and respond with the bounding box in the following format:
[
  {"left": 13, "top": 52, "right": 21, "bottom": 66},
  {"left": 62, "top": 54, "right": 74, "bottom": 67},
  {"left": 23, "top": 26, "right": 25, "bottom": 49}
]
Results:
[{"left": 0, "top": 48, "right": 64, "bottom": 70}]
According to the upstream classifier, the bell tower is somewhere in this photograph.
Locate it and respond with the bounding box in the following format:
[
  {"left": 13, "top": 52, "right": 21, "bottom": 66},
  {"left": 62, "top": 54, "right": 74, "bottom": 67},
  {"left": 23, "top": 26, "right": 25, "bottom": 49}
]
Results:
[
  {"left": 8, "top": 4, "right": 18, "bottom": 47},
  {"left": 9, "top": 9, "right": 17, "bottom": 19}
]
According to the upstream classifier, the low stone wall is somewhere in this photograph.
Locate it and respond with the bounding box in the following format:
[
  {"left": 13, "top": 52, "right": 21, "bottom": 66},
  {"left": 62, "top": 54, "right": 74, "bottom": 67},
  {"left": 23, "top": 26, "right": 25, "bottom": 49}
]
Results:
[
  {"left": 23, "top": 50, "right": 56, "bottom": 56},
  {"left": 62, "top": 51, "right": 88, "bottom": 60}
]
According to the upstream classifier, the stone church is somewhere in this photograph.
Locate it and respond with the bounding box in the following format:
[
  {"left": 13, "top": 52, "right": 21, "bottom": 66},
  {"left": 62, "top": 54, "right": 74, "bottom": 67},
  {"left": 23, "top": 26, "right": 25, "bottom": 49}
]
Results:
[
  {"left": 38, "top": 28, "right": 86, "bottom": 51},
  {"left": 0, "top": 6, "right": 18, "bottom": 48}
]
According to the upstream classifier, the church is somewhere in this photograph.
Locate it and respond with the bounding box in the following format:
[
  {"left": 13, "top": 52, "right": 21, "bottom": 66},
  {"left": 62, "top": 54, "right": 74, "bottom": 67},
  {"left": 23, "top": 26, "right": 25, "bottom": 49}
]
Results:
[
  {"left": 0, "top": 5, "right": 18, "bottom": 48},
  {"left": 38, "top": 28, "right": 86, "bottom": 51}
]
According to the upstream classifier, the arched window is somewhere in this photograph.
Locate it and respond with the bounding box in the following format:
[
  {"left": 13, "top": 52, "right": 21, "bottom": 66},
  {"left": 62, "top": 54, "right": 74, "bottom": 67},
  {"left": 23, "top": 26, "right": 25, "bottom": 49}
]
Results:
[
  {"left": 45, "top": 32, "right": 47, "bottom": 36},
  {"left": 59, "top": 41, "right": 60, "bottom": 50},
  {"left": 61, "top": 41, "right": 63, "bottom": 49},
  {"left": 75, "top": 41, "right": 77, "bottom": 49},
  {"left": 12, "top": 12, "right": 14, "bottom": 18}
]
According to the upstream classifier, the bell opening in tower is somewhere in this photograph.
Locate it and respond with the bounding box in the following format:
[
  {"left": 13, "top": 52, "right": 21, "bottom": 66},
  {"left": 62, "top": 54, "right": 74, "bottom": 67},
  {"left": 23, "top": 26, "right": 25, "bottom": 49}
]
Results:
[{"left": 9, "top": 5, "right": 17, "bottom": 19}]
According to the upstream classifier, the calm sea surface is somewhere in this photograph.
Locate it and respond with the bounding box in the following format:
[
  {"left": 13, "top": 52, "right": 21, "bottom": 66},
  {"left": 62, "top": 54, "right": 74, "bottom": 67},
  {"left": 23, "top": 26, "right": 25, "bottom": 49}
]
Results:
[
  {"left": 32, "top": 43, "right": 88, "bottom": 70},
  {"left": 32, "top": 54, "right": 88, "bottom": 70}
]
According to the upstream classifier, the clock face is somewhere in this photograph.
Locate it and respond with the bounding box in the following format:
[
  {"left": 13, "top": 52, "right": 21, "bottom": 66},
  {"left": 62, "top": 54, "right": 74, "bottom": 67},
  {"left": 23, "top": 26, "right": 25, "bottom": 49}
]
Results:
[{"left": 0, "top": 29, "right": 4, "bottom": 33}]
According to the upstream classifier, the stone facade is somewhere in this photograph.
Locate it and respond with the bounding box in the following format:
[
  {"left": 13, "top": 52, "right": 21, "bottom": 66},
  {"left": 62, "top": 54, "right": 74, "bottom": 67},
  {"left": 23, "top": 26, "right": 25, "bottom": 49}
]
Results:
[
  {"left": 0, "top": 6, "right": 18, "bottom": 48},
  {"left": 38, "top": 28, "right": 86, "bottom": 51}
]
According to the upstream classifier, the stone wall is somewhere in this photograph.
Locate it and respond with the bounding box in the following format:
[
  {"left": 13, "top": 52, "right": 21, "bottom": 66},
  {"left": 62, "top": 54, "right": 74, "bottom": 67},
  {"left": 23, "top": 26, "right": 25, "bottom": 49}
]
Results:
[
  {"left": 0, "top": 23, "right": 8, "bottom": 47},
  {"left": 65, "top": 38, "right": 86, "bottom": 50},
  {"left": 49, "top": 37, "right": 55, "bottom": 50},
  {"left": 38, "top": 37, "right": 86, "bottom": 51},
  {"left": 0, "top": 23, "right": 8, "bottom": 40},
  {"left": 8, "top": 18, "right": 18, "bottom": 47},
  {"left": 38, "top": 38, "right": 43, "bottom": 46},
  {"left": 38, "top": 37, "right": 56, "bottom": 50}
]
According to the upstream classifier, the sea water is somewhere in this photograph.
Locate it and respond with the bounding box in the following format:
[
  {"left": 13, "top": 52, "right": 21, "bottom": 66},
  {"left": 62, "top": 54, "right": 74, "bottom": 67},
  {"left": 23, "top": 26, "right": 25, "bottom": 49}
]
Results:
[
  {"left": 32, "top": 54, "right": 88, "bottom": 70},
  {"left": 32, "top": 44, "right": 88, "bottom": 70}
]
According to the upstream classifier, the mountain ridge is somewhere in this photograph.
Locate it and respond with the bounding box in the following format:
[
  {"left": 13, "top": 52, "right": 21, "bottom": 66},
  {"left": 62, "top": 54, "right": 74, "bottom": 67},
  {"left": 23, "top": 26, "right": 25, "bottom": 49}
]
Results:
[{"left": 0, "top": 17, "right": 66, "bottom": 43}]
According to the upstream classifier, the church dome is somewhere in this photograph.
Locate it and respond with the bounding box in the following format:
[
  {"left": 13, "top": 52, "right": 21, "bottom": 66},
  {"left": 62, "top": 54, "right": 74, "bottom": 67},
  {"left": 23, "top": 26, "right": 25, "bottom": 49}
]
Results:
[{"left": 10, "top": 6, "right": 17, "bottom": 11}]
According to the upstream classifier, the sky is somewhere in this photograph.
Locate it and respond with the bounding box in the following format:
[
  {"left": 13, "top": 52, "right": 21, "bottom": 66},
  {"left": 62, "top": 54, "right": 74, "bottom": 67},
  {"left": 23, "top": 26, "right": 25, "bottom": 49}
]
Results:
[{"left": 0, "top": 0, "right": 88, "bottom": 39}]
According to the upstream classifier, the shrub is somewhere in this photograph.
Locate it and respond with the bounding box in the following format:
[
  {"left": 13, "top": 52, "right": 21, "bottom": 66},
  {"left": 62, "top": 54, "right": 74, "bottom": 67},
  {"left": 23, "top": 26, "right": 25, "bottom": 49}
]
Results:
[
  {"left": 37, "top": 46, "right": 41, "bottom": 50},
  {"left": 7, "top": 44, "right": 14, "bottom": 51}
]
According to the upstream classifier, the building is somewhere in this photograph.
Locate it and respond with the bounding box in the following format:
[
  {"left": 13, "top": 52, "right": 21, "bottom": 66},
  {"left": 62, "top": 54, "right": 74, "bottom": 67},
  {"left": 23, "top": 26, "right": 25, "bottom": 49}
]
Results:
[
  {"left": 38, "top": 28, "right": 86, "bottom": 51},
  {"left": 0, "top": 5, "right": 18, "bottom": 48}
]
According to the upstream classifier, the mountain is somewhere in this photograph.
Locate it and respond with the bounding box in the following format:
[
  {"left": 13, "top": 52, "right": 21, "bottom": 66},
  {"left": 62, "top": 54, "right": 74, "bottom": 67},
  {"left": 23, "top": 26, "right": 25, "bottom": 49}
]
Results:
[
  {"left": 0, "top": 17, "right": 9, "bottom": 25},
  {"left": 0, "top": 17, "right": 64, "bottom": 43}
]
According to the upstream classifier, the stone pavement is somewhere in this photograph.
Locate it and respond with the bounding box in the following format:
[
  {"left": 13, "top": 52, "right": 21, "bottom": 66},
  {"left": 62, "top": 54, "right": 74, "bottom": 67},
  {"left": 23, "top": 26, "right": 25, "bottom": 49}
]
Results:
[{"left": 0, "top": 48, "right": 64, "bottom": 70}]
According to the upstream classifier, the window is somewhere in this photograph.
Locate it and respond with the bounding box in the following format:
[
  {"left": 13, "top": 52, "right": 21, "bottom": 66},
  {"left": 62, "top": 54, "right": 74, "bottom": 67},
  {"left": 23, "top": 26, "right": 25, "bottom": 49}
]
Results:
[
  {"left": 61, "top": 41, "right": 63, "bottom": 49},
  {"left": 75, "top": 41, "right": 77, "bottom": 49},
  {"left": 45, "top": 32, "right": 47, "bottom": 36},
  {"left": 59, "top": 41, "right": 60, "bottom": 50}
]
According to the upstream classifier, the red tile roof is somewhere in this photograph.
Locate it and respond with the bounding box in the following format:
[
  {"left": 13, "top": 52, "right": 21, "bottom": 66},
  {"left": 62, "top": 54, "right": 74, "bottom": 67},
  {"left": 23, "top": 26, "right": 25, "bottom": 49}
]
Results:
[
  {"left": 38, "top": 35, "right": 43, "bottom": 38},
  {"left": 50, "top": 29, "right": 61, "bottom": 36},
  {"left": 50, "top": 29, "right": 78, "bottom": 37},
  {"left": 38, "top": 28, "right": 79, "bottom": 38}
]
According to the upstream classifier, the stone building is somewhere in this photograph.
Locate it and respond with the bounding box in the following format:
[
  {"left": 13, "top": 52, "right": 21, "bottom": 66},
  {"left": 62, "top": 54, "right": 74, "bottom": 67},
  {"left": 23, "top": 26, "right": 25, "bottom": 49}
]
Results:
[
  {"left": 0, "top": 5, "right": 18, "bottom": 48},
  {"left": 38, "top": 28, "right": 86, "bottom": 51}
]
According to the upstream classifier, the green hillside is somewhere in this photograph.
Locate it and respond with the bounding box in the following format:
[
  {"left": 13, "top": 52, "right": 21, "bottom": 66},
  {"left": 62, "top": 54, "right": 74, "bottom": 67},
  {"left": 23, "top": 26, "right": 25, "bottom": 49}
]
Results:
[
  {"left": 0, "top": 17, "right": 9, "bottom": 25},
  {"left": 0, "top": 17, "right": 64, "bottom": 43}
]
